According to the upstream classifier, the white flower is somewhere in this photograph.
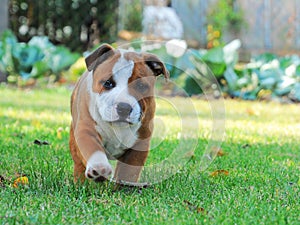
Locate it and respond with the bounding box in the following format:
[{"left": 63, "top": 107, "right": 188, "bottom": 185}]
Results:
[{"left": 166, "top": 39, "right": 187, "bottom": 58}]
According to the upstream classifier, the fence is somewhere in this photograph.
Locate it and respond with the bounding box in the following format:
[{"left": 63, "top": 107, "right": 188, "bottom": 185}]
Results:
[
  {"left": 237, "top": 0, "right": 300, "bottom": 55},
  {"left": 172, "top": 0, "right": 300, "bottom": 56}
]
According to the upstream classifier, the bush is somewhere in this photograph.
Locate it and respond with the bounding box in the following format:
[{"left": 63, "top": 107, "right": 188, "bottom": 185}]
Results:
[
  {"left": 0, "top": 30, "right": 80, "bottom": 86},
  {"left": 128, "top": 39, "right": 300, "bottom": 102},
  {"left": 189, "top": 44, "right": 300, "bottom": 102},
  {"left": 123, "top": 0, "right": 143, "bottom": 32},
  {"left": 9, "top": 0, "right": 118, "bottom": 51}
]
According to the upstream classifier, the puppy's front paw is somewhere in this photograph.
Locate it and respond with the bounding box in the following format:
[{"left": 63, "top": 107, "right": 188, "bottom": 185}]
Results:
[{"left": 85, "top": 151, "right": 113, "bottom": 182}]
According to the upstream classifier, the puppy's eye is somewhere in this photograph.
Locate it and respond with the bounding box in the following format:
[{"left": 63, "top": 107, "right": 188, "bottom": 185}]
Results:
[{"left": 101, "top": 79, "right": 116, "bottom": 90}]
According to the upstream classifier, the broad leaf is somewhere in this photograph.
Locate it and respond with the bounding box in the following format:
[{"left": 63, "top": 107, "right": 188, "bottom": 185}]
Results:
[
  {"left": 28, "top": 36, "right": 55, "bottom": 50},
  {"left": 46, "top": 46, "right": 80, "bottom": 74},
  {"left": 224, "top": 67, "right": 238, "bottom": 90},
  {"left": 289, "top": 83, "right": 300, "bottom": 101},
  {"left": 12, "top": 43, "right": 44, "bottom": 68}
]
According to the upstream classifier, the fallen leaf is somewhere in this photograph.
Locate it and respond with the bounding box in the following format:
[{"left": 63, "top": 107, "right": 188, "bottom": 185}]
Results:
[
  {"left": 184, "top": 200, "right": 207, "bottom": 214},
  {"left": 211, "top": 146, "right": 227, "bottom": 157},
  {"left": 184, "top": 151, "right": 195, "bottom": 158},
  {"left": 246, "top": 107, "right": 259, "bottom": 116},
  {"left": 34, "top": 139, "right": 50, "bottom": 146},
  {"left": 57, "top": 127, "right": 63, "bottom": 139},
  {"left": 216, "top": 148, "right": 227, "bottom": 157},
  {"left": 242, "top": 143, "right": 251, "bottom": 148},
  {"left": 31, "top": 119, "right": 41, "bottom": 128},
  {"left": 210, "top": 170, "right": 229, "bottom": 177},
  {"left": 13, "top": 176, "right": 29, "bottom": 188},
  {"left": 0, "top": 175, "right": 5, "bottom": 188},
  {"left": 13, "top": 133, "right": 25, "bottom": 139}
]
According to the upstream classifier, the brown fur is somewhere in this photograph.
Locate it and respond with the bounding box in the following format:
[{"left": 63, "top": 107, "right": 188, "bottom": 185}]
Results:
[{"left": 69, "top": 44, "right": 169, "bottom": 184}]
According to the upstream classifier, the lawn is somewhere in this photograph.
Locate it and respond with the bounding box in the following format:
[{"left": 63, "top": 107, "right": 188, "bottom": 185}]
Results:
[{"left": 0, "top": 86, "right": 299, "bottom": 224}]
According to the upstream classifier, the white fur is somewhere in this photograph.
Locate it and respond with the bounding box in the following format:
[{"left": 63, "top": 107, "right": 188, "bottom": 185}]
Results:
[
  {"left": 95, "top": 121, "right": 141, "bottom": 159},
  {"left": 85, "top": 151, "right": 113, "bottom": 179},
  {"left": 87, "top": 51, "right": 141, "bottom": 159}
]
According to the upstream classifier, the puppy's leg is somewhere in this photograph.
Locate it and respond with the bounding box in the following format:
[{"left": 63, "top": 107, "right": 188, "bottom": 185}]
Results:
[
  {"left": 85, "top": 151, "right": 112, "bottom": 182},
  {"left": 69, "top": 125, "right": 85, "bottom": 182},
  {"left": 73, "top": 120, "right": 113, "bottom": 182},
  {"left": 74, "top": 161, "right": 86, "bottom": 183},
  {"left": 114, "top": 141, "right": 149, "bottom": 184}
]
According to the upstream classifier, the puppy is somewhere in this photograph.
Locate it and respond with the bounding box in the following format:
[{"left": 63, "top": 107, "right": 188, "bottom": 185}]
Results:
[{"left": 69, "top": 44, "right": 169, "bottom": 184}]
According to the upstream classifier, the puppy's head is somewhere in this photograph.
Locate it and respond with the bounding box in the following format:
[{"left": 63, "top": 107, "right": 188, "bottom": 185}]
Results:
[{"left": 85, "top": 44, "right": 169, "bottom": 125}]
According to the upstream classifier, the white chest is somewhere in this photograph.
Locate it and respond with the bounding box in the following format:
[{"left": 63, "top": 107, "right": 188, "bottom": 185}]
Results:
[{"left": 95, "top": 122, "right": 141, "bottom": 159}]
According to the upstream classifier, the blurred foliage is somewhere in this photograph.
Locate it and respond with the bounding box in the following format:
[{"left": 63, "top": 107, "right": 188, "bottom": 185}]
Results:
[
  {"left": 123, "top": 0, "right": 143, "bottom": 32},
  {"left": 0, "top": 30, "right": 80, "bottom": 86},
  {"left": 206, "top": 0, "right": 246, "bottom": 48},
  {"left": 229, "top": 53, "right": 300, "bottom": 101},
  {"left": 8, "top": 0, "right": 118, "bottom": 52},
  {"left": 61, "top": 57, "right": 86, "bottom": 84},
  {"left": 128, "top": 39, "right": 300, "bottom": 102},
  {"left": 189, "top": 46, "right": 300, "bottom": 102},
  {"left": 206, "top": 25, "right": 221, "bottom": 49}
]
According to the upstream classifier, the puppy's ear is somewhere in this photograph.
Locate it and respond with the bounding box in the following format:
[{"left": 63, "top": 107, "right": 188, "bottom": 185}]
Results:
[
  {"left": 143, "top": 53, "right": 169, "bottom": 80},
  {"left": 85, "top": 44, "right": 114, "bottom": 71}
]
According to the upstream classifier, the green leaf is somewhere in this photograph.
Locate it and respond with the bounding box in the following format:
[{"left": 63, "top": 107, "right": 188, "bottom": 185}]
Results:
[
  {"left": 31, "top": 61, "right": 49, "bottom": 78},
  {"left": 224, "top": 67, "right": 238, "bottom": 90},
  {"left": 279, "top": 57, "right": 294, "bottom": 70},
  {"left": 260, "top": 77, "right": 277, "bottom": 89},
  {"left": 289, "top": 83, "right": 300, "bottom": 101},
  {"left": 0, "top": 30, "right": 17, "bottom": 46},
  {"left": 28, "top": 36, "right": 55, "bottom": 50},
  {"left": 12, "top": 43, "right": 44, "bottom": 68},
  {"left": 206, "top": 61, "right": 226, "bottom": 77},
  {"left": 253, "top": 53, "right": 277, "bottom": 64},
  {"left": 202, "top": 46, "right": 224, "bottom": 64},
  {"left": 183, "top": 76, "right": 203, "bottom": 96},
  {"left": 202, "top": 47, "right": 227, "bottom": 77},
  {"left": 295, "top": 65, "right": 300, "bottom": 77},
  {"left": 0, "top": 30, "right": 17, "bottom": 73},
  {"left": 46, "top": 46, "right": 80, "bottom": 74}
]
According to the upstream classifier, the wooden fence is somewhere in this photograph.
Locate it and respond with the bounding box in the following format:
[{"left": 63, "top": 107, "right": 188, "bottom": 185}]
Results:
[{"left": 172, "top": 0, "right": 300, "bottom": 56}]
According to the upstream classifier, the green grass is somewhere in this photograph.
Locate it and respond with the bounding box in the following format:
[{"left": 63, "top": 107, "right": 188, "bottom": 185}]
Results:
[{"left": 0, "top": 87, "right": 299, "bottom": 224}]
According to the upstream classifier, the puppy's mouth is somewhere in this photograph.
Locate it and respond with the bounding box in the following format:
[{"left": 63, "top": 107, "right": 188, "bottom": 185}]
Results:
[
  {"left": 110, "top": 119, "right": 133, "bottom": 125},
  {"left": 109, "top": 111, "right": 143, "bottom": 126}
]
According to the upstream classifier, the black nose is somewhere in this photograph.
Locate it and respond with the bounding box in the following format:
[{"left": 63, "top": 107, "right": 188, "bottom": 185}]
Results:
[{"left": 116, "top": 102, "right": 132, "bottom": 118}]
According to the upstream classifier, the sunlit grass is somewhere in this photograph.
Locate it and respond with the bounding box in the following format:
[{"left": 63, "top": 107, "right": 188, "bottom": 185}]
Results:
[{"left": 0, "top": 86, "right": 299, "bottom": 224}]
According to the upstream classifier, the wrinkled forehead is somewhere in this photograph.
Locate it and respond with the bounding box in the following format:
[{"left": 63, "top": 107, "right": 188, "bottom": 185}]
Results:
[
  {"left": 94, "top": 49, "right": 151, "bottom": 79},
  {"left": 112, "top": 50, "right": 135, "bottom": 82}
]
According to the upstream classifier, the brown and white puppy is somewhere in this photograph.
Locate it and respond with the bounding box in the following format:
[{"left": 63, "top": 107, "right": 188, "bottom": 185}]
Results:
[{"left": 69, "top": 44, "right": 169, "bottom": 184}]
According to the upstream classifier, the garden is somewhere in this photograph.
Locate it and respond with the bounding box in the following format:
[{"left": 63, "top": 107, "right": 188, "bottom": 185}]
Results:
[{"left": 0, "top": 0, "right": 299, "bottom": 224}]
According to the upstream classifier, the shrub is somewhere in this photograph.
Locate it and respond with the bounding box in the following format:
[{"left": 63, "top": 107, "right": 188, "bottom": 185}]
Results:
[
  {"left": 9, "top": 0, "right": 118, "bottom": 51},
  {"left": 0, "top": 30, "right": 80, "bottom": 86},
  {"left": 129, "top": 39, "right": 300, "bottom": 102}
]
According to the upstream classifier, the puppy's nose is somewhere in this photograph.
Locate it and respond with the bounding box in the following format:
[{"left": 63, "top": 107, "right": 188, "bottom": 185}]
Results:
[{"left": 116, "top": 102, "right": 132, "bottom": 118}]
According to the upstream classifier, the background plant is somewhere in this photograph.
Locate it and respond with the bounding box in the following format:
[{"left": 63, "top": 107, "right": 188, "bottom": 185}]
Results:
[
  {"left": 9, "top": 0, "right": 118, "bottom": 51},
  {"left": 188, "top": 44, "right": 300, "bottom": 102},
  {"left": 123, "top": 0, "right": 143, "bottom": 32},
  {"left": 206, "top": 0, "right": 246, "bottom": 48},
  {"left": 0, "top": 30, "right": 80, "bottom": 86},
  {"left": 129, "top": 39, "right": 300, "bottom": 102}
]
